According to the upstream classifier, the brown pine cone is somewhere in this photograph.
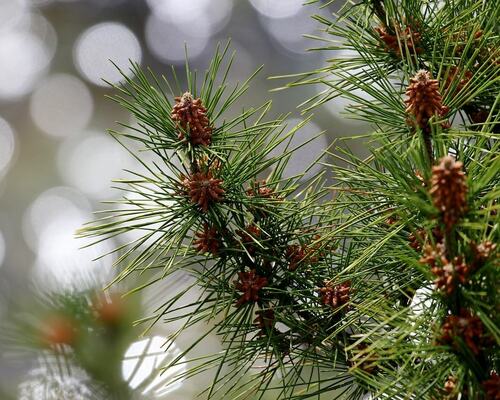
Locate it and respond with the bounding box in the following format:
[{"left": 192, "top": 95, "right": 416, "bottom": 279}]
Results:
[
  {"left": 171, "top": 92, "right": 213, "bottom": 146},
  {"left": 430, "top": 156, "right": 467, "bottom": 230},
  {"left": 405, "top": 70, "right": 449, "bottom": 131},
  {"left": 444, "top": 66, "right": 473, "bottom": 96},
  {"left": 182, "top": 171, "right": 224, "bottom": 212},
  {"left": 254, "top": 308, "right": 275, "bottom": 333},
  {"left": 439, "top": 309, "right": 485, "bottom": 355},
  {"left": 234, "top": 270, "right": 268, "bottom": 307},
  {"left": 193, "top": 223, "right": 220, "bottom": 255},
  {"left": 320, "top": 281, "right": 351, "bottom": 309},
  {"left": 375, "top": 24, "right": 423, "bottom": 56},
  {"left": 483, "top": 372, "right": 500, "bottom": 400}
]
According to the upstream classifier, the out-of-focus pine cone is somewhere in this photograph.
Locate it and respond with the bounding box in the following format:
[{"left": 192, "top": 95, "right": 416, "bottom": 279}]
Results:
[
  {"left": 483, "top": 372, "right": 500, "bottom": 400},
  {"left": 405, "top": 70, "right": 449, "bottom": 130},
  {"left": 234, "top": 269, "right": 268, "bottom": 307},
  {"left": 320, "top": 281, "right": 351, "bottom": 309},
  {"left": 444, "top": 66, "right": 473, "bottom": 96},
  {"left": 286, "top": 244, "right": 307, "bottom": 271},
  {"left": 375, "top": 24, "right": 423, "bottom": 56},
  {"left": 182, "top": 171, "right": 224, "bottom": 212},
  {"left": 439, "top": 309, "right": 485, "bottom": 355},
  {"left": 430, "top": 156, "right": 467, "bottom": 230},
  {"left": 473, "top": 241, "right": 497, "bottom": 264},
  {"left": 193, "top": 223, "right": 220, "bottom": 255},
  {"left": 171, "top": 92, "right": 213, "bottom": 146},
  {"left": 254, "top": 308, "right": 275, "bottom": 333}
]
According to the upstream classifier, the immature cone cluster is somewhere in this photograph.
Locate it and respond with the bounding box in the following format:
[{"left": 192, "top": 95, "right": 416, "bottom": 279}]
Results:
[
  {"left": 439, "top": 309, "right": 485, "bottom": 355},
  {"left": 443, "top": 375, "right": 457, "bottom": 396},
  {"left": 420, "top": 244, "right": 471, "bottom": 295},
  {"left": 246, "top": 180, "right": 274, "bottom": 199},
  {"left": 483, "top": 372, "right": 500, "bottom": 400},
  {"left": 375, "top": 24, "right": 423, "bottom": 56},
  {"left": 182, "top": 171, "right": 224, "bottom": 212},
  {"left": 286, "top": 240, "right": 322, "bottom": 271},
  {"left": 41, "top": 315, "right": 77, "bottom": 346},
  {"left": 405, "top": 70, "right": 449, "bottom": 130},
  {"left": 171, "top": 92, "right": 213, "bottom": 146},
  {"left": 234, "top": 270, "right": 268, "bottom": 307},
  {"left": 430, "top": 156, "right": 467, "bottom": 230},
  {"left": 444, "top": 66, "right": 473, "bottom": 95},
  {"left": 473, "top": 241, "right": 497, "bottom": 264},
  {"left": 320, "top": 281, "right": 351, "bottom": 309},
  {"left": 254, "top": 309, "right": 275, "bottom": 333},
  {"left": 193, "top": 223, "right": 220, "bottom": 255}
]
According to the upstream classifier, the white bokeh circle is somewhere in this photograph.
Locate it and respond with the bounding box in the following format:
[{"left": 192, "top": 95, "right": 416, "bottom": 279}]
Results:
[
  {"left": 30, "top": 74, "right": 93, "bottom": 138},
  {"left": 74, "top": 22, "right": 142, "bottom": 86}
]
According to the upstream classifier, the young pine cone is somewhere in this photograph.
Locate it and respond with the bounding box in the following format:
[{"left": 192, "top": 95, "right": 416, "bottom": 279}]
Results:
[
  {"left": 405, "top": 70, "right": 449, "bottom": 131},
  {"left": 193, "top": 223, "right": 220, "bottom": 255},
  {"left": 320, "top": 281, "right": 351, "bottom": 309},
  {"left": 234, "top": 270, "right": 268, "bottom": 307},
  {"left": 439, "top": 309, "right": 485, "bottom": 355},
  {"left": 430, "top": 156, "right": 467, "bottom": 230},
  {"left": 375, "top": 24, "right": 423, "bottom": 56},
  {"left": 182, "top": 171, "right": 224, "bottom": 212},
  {"left": 171, "top": 92, "right": 213, "bottom": 146},
  {"left": 483, "top": 372, "right": 500, "bottom": 400}
]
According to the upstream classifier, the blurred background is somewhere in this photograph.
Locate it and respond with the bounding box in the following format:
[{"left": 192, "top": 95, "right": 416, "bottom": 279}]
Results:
[{"left": 0, "top": 0, "right": 368, "bottom": 398}]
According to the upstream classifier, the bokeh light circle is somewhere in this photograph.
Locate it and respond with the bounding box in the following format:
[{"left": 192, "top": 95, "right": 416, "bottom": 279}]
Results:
[
  {"left": 23, "top": 187, "right": 115, "bottom": 292},
  {"left": 74, "top": 22, "right": 142, "bottom": 86},
  {"left": 0, "top": 30, "right": 51, "bottom": 100},
  {"left": 30, "top": 74, "right": 93, "bottom": 138},
  {"left": 122, "top": 336, "right": 186, "bottom": 397},
  {"left": 249, "top": 0, "right": 303, "bottom": 19},
  {"left": 0, "top": 117, "right": 16, "bottom": 178},
  {"left": 145, "top": 14, "right": 209, "bottom": 64},
  {"left": 57, "top": 131, "right": 135, "bottom": 199}
]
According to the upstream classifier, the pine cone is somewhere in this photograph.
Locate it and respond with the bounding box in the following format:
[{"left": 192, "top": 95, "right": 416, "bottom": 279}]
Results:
[
  {"left": 439, "top": 309, "right": 485, "bottom": 355},
  {"left": 409, "top": 229, "right": 426, "bottom": 251},
  {"left": 430, "top": 156, "right": 467, "bottom": 230},
  {"left": 444, "top": 66, "right": 472, "bottom": 96},
  {"left": 246, "top": 180, "right": 275, "bottom": 199},
  {"left": 483, "top": 372, "right": 500, "bottom": 400},
  {"left": 375, "top": 24, "right": 423, "bottom": 56},
  {"left": 171, "top": 92, "right": 213, "bottom": 146},
  {"left": 473, "top": 241, "right": 497, "bottom": 263},
  {"left": 182, "top": 171, "right": 224, "bottom": 212},
  {"left": 285, "top": 244, "right": 308, "bottom": 271},
  {"left": 320, "top": 281, "right": 351, "bottom": 309},
  {"left": 193, "top": 223, "right": 220, "bottom": 255},
  {"left": 234, "top": 269, "right": 268, "bottom": 307},
  {"left": 254, "top": 308, "right": 275, "bottom": 333},
  {"left": 405, "top": 70, "right": 449, "bottom": 131}
]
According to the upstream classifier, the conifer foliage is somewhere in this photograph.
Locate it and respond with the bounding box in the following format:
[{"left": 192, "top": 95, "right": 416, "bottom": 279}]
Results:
[{"left": 81, "top": 1, "right": 498, "bottom": 399}]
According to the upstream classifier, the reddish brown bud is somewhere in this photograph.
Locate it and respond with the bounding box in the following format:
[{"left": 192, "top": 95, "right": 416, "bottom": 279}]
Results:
[
  {"left": 439, "top": 309, "right": 485, "bottom": 355},
  {"left": 171, "top": 92, "right": 212, "bottom": 146},
  {"left": 193, "top": 223, "right": 220, "bottom": 255},
  {"left": 319, "top": 281, "right": 351, "bottom": 309},
  {"left": 234, "top": 270, "right": 268, "bottom": 307},
  {"left": 430, "top": 156, "right": 467, "bottom": 230},
  {"left": 181, "top": 171, "right": 224, "bottom": 212},
  {"left": 405, "top": 70, "right": 449, "bottom": 131}
]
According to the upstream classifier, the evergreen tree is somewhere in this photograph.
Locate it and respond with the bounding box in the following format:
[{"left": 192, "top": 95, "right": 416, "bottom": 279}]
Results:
[{"left": 72, "top": 0, "right": 499, "bottom": 398}]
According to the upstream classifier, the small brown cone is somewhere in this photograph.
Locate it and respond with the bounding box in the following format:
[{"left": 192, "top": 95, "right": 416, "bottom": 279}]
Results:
[
  {"left": 430, "top": 156, "right": 467, "bottom": 230},
  {"left": 319, "top": 281, "right": 351, "bottom": 309},
  {"left": 405, "top": 70, "right": 449, "bottom": 131},
  {"left": 181, "top": 171, "right": 224, "bottom": 212},
  {"left": 234, "top": 270, "right": 268, "bottom": 307},
  {"left": 193, "top": 223, "right": 220, "bottom": 255},
  {"left": 41, "top": 315, "right": 77, "bottom": 346},
  {"left": 171, "top": 92, "right": 212, "bottom": 146}
]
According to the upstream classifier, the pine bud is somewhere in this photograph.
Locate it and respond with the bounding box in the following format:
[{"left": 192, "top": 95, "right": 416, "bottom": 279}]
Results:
[
  {"left": 483, "top": 372, "right": 500, "bottom": 400},
  {"left": 181, "top": 171, "right": 224, "bottom": 212},
  {"left": 375, "top": 24, "right": 423, "bottom": 56},
  {"left": 439, "top": 309, "right": 485, "bottom": 355},
  {"left": 171, "top": 92, "right": 213, "bottom": 146},
  {"left": 319, "top": 281, "right": 351, "bottom": 309},
  {"left": 234, "top": 270, "right": 268, "bottom": 307},
  {"left": 193, "top": 223, "right": 220, "bottom": 255},
  {"left": 405, "top": 70, "right": 449, "bottom": 130},
  {"left": 430, "top": 156, "right": 467, "bottom": 230}
]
